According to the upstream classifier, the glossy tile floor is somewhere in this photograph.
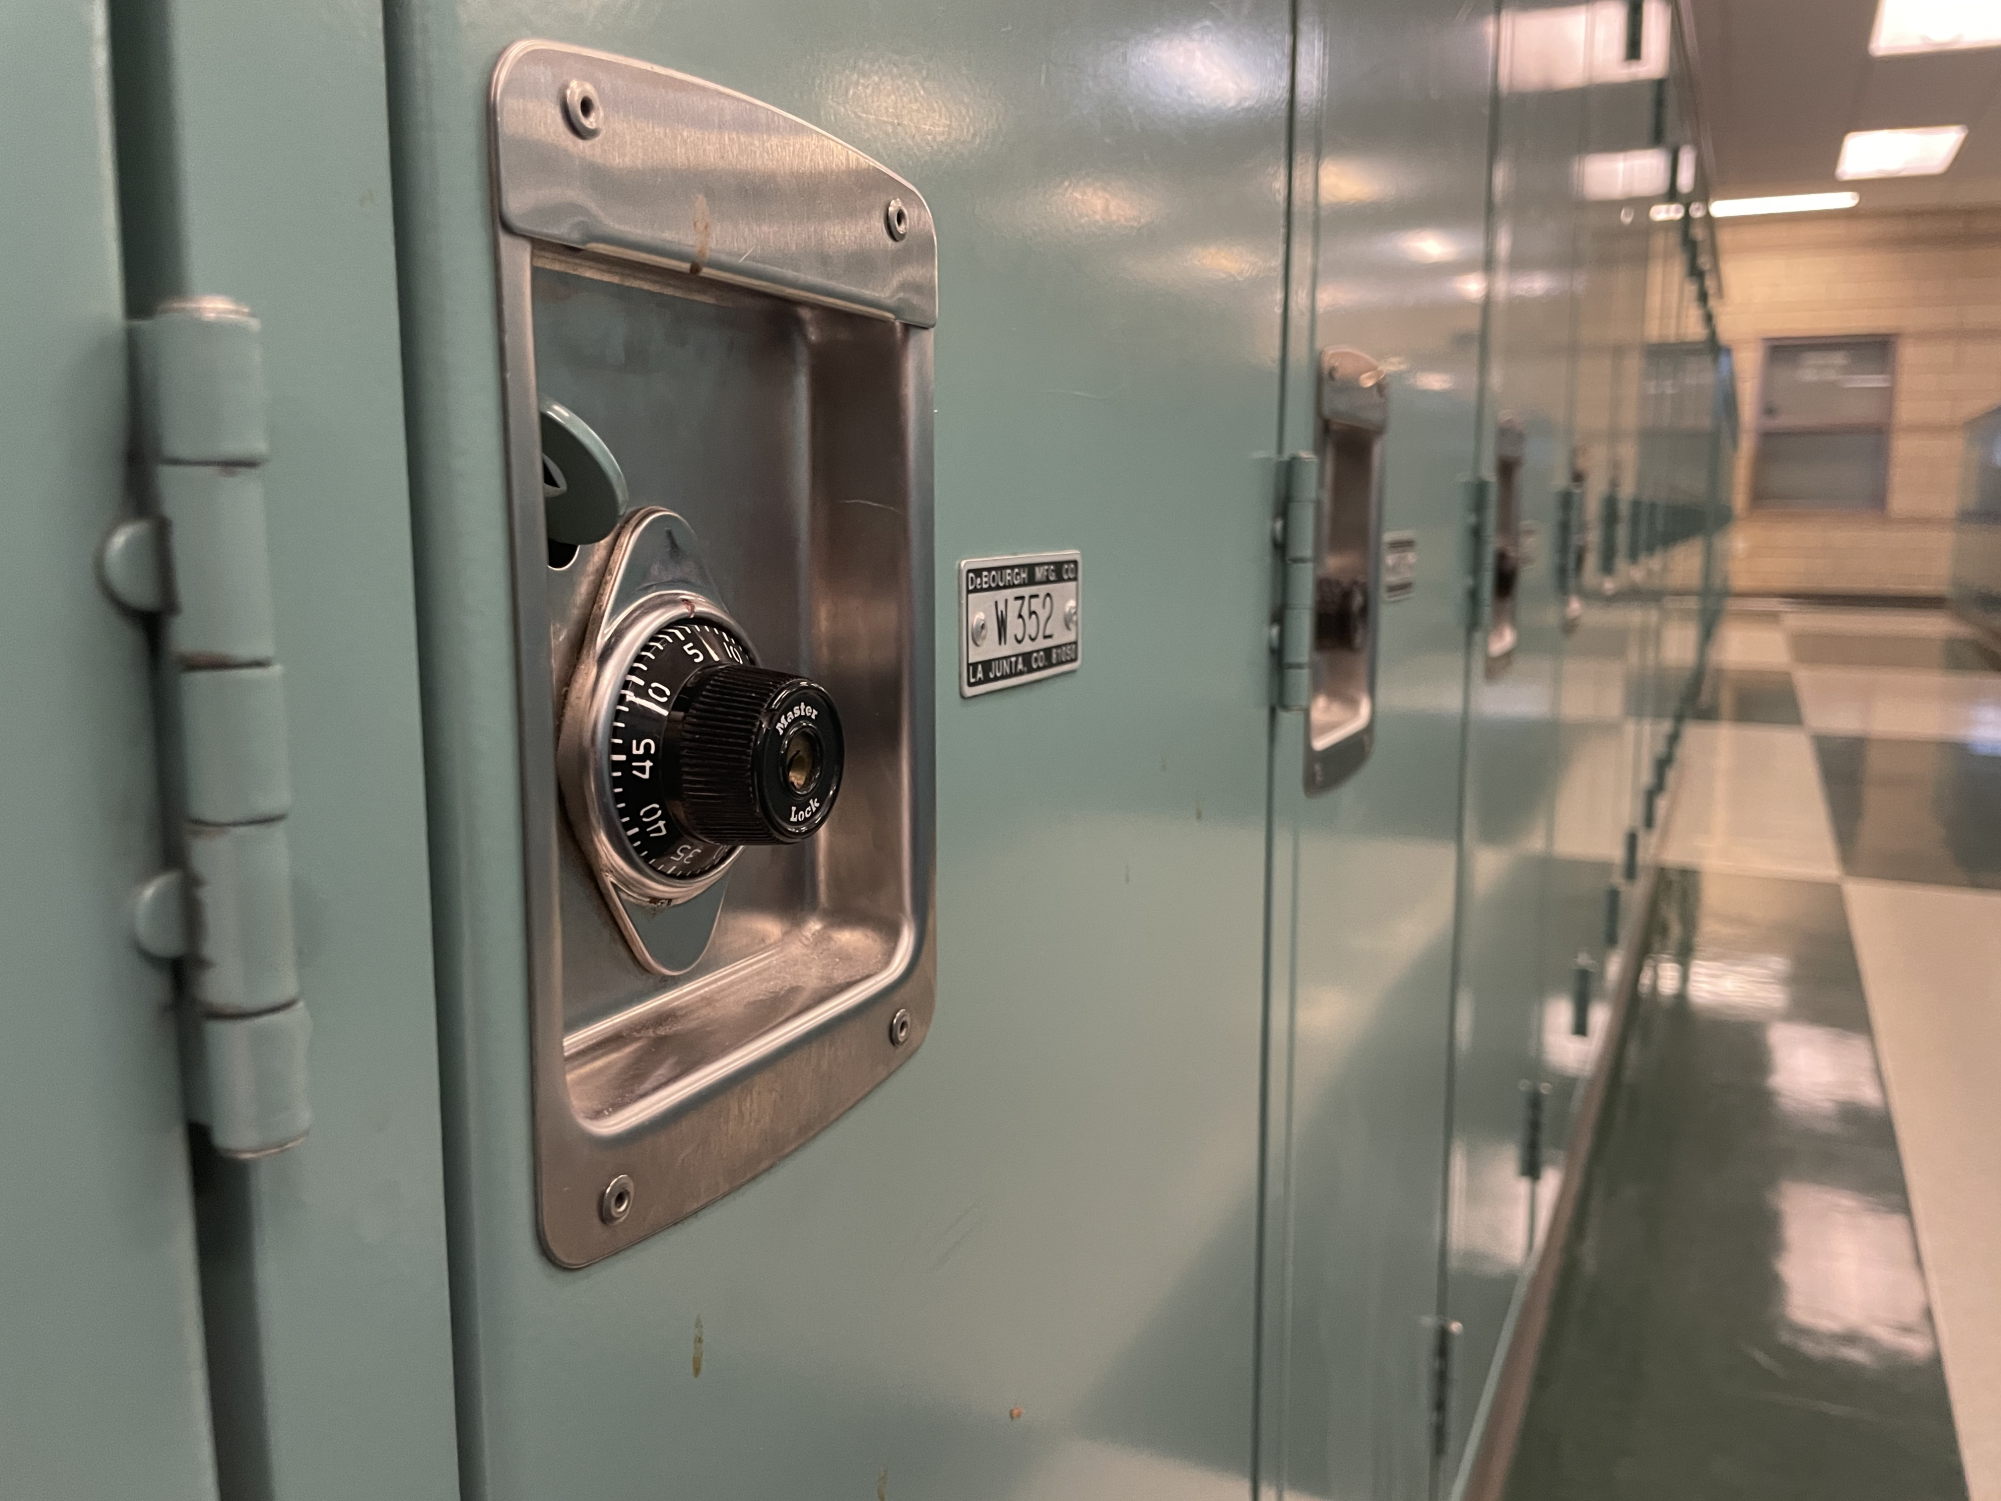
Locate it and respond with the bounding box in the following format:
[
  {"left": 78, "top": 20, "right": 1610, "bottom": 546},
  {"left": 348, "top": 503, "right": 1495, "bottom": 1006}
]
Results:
[{"left": 1508, "top": 604, "right": 2001, "bottom": 1501}]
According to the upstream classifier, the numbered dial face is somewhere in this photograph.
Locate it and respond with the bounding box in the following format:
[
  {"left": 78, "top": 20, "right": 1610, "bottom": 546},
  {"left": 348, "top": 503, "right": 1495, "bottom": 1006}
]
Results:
[{"left": 605, "top": 617, "right": 751, "bottom": 883}]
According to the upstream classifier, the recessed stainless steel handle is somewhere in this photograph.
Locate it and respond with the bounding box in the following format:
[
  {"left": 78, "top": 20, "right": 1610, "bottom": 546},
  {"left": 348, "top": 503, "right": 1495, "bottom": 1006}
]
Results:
[
  {"left": 492, "top": 42, "right": 936, "bottom": 1267},
  {"left": 1305, "top": 346, "right": 1388, "bottom": 795},
  {"left": 1485, "top": 416, "right": 1525, "bottom": 675}
]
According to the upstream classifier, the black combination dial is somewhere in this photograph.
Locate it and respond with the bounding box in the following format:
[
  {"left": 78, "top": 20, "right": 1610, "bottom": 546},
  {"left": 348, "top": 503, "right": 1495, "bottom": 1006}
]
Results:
[{"left": 598, "top": 612, "right": 844, "bottom": 892}]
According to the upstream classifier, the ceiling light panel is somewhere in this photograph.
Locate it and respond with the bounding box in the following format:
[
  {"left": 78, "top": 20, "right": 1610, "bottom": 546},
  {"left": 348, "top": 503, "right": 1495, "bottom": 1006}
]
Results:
[
  {"left": 1836, "top": 125, "right": 1968, "bottom": 178},
  {"left": 1708, "top": 192, "right": 1861, "bottom": 218},
  {"left": 1871, "top": 0, "right": 2001, "bottom": 55}
]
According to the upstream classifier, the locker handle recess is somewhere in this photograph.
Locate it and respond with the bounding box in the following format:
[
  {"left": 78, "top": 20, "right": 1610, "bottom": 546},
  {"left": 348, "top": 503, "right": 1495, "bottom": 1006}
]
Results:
[
  {"left": 492, "top": 42, "right": 936, "bottom": 1267},
  {"left": 1304, "top": 346, "right": 1387, "bottom": 795}
]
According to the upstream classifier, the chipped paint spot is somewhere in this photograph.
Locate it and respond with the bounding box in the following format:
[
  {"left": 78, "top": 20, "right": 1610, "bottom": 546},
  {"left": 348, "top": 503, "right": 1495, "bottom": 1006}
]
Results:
[
  {"left": 692, "top": 194, "right": 712, "bottom": 271},
  {"left": 1009, "top": 1406, "right": 1024, "bottom": 1420},
  {"left": 692, "top": 1316, "right": 704, "bottom": 1377}
]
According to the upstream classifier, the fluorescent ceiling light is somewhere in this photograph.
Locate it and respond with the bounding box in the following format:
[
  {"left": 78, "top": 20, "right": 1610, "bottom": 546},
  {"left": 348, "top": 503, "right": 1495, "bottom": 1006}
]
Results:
[
  {"left": 1871, "top": 0, "right": 2001, "bottom": 54},
  {"left": 1573, "top": 147, "right": 1671, "bottom": 200},
  {"left": 1837, "top": 125, "right": 1967, "bottom": 179},
  {"left": 1497, "top": 0, "right": 1670, "bottom": 92},
  {"left": 1708, "top": 192, "right": 1860, "bottom": 217},
  {"left": 1397, "top": 229, "right": 1460, "bottom": 263}
]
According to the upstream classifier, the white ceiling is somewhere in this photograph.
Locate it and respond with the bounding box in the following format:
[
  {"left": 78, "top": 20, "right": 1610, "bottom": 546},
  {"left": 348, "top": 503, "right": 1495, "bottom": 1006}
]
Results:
[{"left": 1685, "top": 0, "right": 2001, "bottom": 207}]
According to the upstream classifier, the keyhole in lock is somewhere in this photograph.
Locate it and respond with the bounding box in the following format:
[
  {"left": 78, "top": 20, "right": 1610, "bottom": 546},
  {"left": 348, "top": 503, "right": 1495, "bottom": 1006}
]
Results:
[{"left": 783, "top": 728, "right": 823, "bottom": 795}]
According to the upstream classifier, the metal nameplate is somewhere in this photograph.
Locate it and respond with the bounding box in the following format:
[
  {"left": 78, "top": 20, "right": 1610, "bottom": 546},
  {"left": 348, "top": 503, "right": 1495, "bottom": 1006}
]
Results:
[
  {"left": 959, "top": 552, "right": 1080, "bottom": 697},
  {"left": 1383, "top": 532, "right": 1417, "bottom": 601}
]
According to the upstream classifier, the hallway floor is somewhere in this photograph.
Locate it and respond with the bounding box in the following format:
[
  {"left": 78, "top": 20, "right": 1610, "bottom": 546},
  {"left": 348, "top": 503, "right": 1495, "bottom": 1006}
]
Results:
[{"left": 1507, "top": 604, "right": 2001, "bottom": 1500}]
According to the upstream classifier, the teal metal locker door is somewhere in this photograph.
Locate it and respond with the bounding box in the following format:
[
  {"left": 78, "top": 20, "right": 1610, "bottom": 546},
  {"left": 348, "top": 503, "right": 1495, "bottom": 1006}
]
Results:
[
  {"left": 0, "top": 4, "right": 219, "bottom": 1494},
  {"left": 1257, "top": 0, "right": 1493, "bottom": 1495},
  {"left": 103, "top": 3, "right": 464, "bottom": 1495},
  {"left": 1539, "top": 29, "right": 1666, "bottom": 1156},
  {"left": 1437, "top": 0, "right": 1591, "bottom": 1475},
  {"left": 1593, "top": 71, "right": 1660, "bottom": 970},
  {"left": 385, "top": 4, "right": 1295, "bottom": 1497}
]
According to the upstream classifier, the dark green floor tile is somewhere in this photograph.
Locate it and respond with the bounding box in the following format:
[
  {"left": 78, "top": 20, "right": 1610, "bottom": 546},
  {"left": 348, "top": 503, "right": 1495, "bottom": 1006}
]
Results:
[
  {"left": 1695, "top": 668, "right": 1803, "bottom": 725},
  {"left": 1625, "top": 667, "right": 1802, "bottom": 725},
  {"left": 1504, "top": 868, "right": 1966, "bottom": 1501},
  {"left": 1816, "top": 736, "right": 2001, "bottom": 890},
  {"left": 1788, "top": 633, "right": 2000, "bottom": 672}
]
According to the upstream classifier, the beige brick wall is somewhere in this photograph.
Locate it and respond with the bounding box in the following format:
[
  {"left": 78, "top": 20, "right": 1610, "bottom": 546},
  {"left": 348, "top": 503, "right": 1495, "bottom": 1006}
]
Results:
[{"left": 1715, "top": 207, "right": 2001, "bottom": 597}]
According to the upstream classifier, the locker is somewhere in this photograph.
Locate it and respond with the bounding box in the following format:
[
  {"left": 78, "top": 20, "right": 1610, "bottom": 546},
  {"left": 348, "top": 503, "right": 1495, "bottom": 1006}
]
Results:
[
  {"left": 0, "top": 5, "right": 218, "bottom": 1495},
  {"left": 1257, "top": 0, "right": 1494, "bottom": 1496},
  {"left": 2, "top": 0, "right": 1737, "bottom": 1494},
  {"left": 385, "top": 6, "right": 1293, "bottom": 1496},
  {"left": 102, "top": 2, "right": 464, "bottom": 1494}
]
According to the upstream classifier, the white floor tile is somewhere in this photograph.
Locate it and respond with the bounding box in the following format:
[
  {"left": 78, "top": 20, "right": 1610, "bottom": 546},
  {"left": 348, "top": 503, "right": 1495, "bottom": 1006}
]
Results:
[
  {"left": 1795, "top": 667, "right": 2001, "bottom": 746},
  {"left": 1551, "top": 722, "right": 1637, "bottom": 862},
  {"left": 1844, "top": 879, "right": 2001, "bottom": 1501},
  {"left": 1555, "top": 656, "right": 1629, "bottom": 725},
  {"left": 1655, "top": 723, "right": 1841, "bottom": 880},
  {"left": 1705, "top": 620, "right": 1789, "bottom": 669}
]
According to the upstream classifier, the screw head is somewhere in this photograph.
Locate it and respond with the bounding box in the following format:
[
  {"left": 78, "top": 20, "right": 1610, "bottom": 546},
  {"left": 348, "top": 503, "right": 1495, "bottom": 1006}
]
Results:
[
  {"left": 564, "top": 79, "right": 604, "bottom": 140},
  {"left": 970, "top": 610, "right": 988, "bottom": 646},
  {"left": 1063, "top": 598, "right": 1078, "bottom": 631},
  {"left": 599, "top": 1173, "right": 634, "bottom": 1224},
  {"left": 888, "top": 1008, "right": 912, "bottom": 1047},
  {"left": 884, "top": 198, "right": 910, "bottom": 242}
]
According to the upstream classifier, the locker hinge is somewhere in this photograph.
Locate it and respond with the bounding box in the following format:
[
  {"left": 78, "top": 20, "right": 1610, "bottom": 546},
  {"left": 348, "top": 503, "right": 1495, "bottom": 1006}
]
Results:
[
  {"left": 1571, "top": 953, "right": 1596, "bottom": 1037},
  {"left": 1272, "top": 451, "right": 1317, "bottom": 711},
  {"left": 102, "top": 297, "right": 310, "bottom": 1159},
  {"left": 1518, "top": 1079, "right": 1552, "bottom": 1180},
  {"left": 1428, "top": 1317, "right": 1461, "bottom": 1459},
  {"left": 1598, "top": 487, "right": 1621, "bottom": 581},
  {"left": 1552, "top": 484, "right": 1579, "bottom": 595}
]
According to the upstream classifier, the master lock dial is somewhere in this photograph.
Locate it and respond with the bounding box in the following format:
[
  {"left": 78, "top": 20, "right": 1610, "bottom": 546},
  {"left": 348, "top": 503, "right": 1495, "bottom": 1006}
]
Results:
[
  {"left": 559, "top": 508, "right": 848, "bottom": 928},
  {"left": 574, "top": 604, "right": 846, "bottom": 905}
]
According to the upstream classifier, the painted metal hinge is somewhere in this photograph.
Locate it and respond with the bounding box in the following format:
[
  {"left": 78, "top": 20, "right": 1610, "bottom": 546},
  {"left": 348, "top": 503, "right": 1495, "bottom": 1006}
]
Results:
[
  {"left": 1571, "top": 953, "right": 1596, "bottom": 1038},
  {"left": 1552, "top": 484, "right": 1580, "bottom": 595},
  {"left": 1273, "top": 451, "right": 1316, "bottom": 711},
  {"left": 1518, "top": 1079, "right": 1552, "bottom": 1180},
  {"left": 1598, "top": 487, "right": 1621, "bottom": 580},
  {"left": 102, "top": 298, "right": 309, "bottom": 1159},
  {"left": 1428, "top": 1317, "right": 1461, "bottom": 1459}
]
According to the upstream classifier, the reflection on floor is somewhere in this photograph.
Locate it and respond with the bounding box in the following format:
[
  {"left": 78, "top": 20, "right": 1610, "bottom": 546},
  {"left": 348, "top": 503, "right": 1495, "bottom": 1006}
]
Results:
[{"left": 1507, "top": 604, "right": 2001, "bottom": 1501}]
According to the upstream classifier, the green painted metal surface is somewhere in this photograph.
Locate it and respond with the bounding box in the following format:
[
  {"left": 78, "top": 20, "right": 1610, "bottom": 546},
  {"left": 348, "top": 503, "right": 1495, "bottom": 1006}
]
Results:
[
  {"left": 1438, "top": 8, "right": 1593, "bottom": 1471},
  {"left": 0, "top": 2, "right": 218, "bottom": 1495},
  {"left": 1258, "top": 1, "right": 1493, "bottom": 1496},
  {"left": 106, "top": 1, "right": 462, "bottom": 1494},
  {"left": 386, "top": 2, "right": 1291, "bottom": 1495}
]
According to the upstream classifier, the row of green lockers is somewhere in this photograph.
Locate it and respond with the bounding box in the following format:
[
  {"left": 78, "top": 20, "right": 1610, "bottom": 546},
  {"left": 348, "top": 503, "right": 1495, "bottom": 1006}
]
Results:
[{"left": 6, "top": 0, "right": 1734, "bottom": 1497}]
